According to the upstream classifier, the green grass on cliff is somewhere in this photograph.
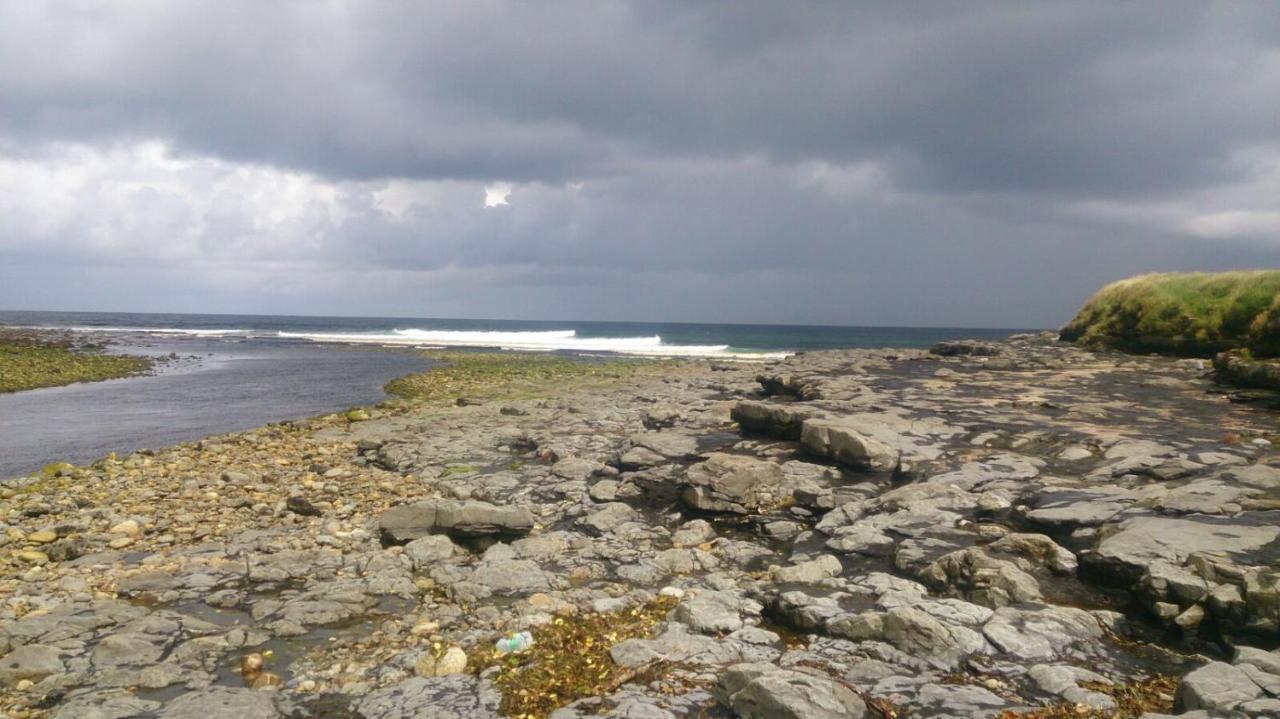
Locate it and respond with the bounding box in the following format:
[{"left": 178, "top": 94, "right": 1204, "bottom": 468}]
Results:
[
  {"left": 1060, "top": 271, "right": 1280, "bottom": 357},
  {"left": 0, "top": 329, "right": 152, "bottom": 393}
]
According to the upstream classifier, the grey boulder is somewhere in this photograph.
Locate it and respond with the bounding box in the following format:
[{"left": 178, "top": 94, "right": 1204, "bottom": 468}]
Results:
[
  {"left": 718, "top": 663, "right": 866, "bottom": 719},
  {"left": 379, "top": 499, "right": 535, "bottom": 543},
  {"left": 800, "top": 419, "right": 898, "bottom": 471},
  {"left": 681, "top": 454, "right": 789, "bottom": 514},
  {"left": 1176, "top": 661, "right": 1264, "bottom": 712}
]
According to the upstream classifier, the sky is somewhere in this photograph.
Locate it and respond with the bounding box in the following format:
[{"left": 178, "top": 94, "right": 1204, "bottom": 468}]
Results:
[{"left": 1, "top": 2, "right": 1278, "bottom": 329}]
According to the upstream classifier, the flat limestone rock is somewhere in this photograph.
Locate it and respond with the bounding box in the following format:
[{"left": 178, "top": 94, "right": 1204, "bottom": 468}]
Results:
[
  {"left": 680, "top": 453, "right": 788, "bottom": 514},
  {"left": 0, "top": 643, "right": 64, "bottom": 685},
  {"left": 731, "top": 400, "right": 818, "bottom": 439},
  {"left": 378, "top": 499, "right": 535, "bottom": 543},
  {"left": 154, "top": 687, "right": 284, "bottom": 719},
  {"left": 981, "top": 605, "right": 1102, "bottom": 661},
  {"left": 1088, "top": 512, "right": 1280, "bottom": 585},
  {"left": 719, "top": 663, "right": 867, "bottom": 719},
  {"left": 1023, "top": 485, "right": 1140, "bottom": 529},
  {"left": 800, "top": 418, "right": 899, "bottom": 471},
  {"left": 356, "top": 675, "right": 501, "bottom": 719},
  {"left": 1176, "top": 661, "right": 1264, "bottom": 712},
  {"left": 51, "top": 690, "right": 161, "bottom": 719},
  {"left": 674, "top": 590, "right": 761, "bottom": 634}
]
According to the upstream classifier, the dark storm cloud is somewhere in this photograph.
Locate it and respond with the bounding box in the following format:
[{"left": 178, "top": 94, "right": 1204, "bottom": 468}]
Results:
[
  {"left": 0, "top": 1, "right": 1278, "bottom": 326},
  {"left": 5, "top": 2, "right": 1278, "bottom": 193}
]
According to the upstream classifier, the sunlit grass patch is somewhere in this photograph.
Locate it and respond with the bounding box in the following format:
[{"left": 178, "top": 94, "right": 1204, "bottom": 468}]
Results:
[
  {"left": 1060, "top": 271, "right": 1280, "bottom": 357},
  {"left": 384, "top": 351, "right": 670, "bottom": 402},
  {"left": 469, "top": 595, "right": 678, "bottom": 718}
]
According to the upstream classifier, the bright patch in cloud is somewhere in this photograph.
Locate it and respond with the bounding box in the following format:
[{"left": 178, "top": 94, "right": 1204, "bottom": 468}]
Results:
[{"left": 484, "top": 183, "right": 512, "bottom": 207}]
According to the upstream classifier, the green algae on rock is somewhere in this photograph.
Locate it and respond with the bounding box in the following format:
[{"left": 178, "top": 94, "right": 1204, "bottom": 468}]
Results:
[
  {"left": 1212, "top": 349, "right": 1280, "bottom": 394},
  {"left": 384, "top": 351, "right": 667, "bottom": 403},
  {"left": 0, "top": 328, "right": 152, "bottom": 393},
  {"left": 1060, "top": 271, "right": 1280, "bottom": 357}
]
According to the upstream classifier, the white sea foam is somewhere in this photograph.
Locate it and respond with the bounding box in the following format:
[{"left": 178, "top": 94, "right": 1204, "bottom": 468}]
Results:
[
  {"left": 48, "top": 324, "right": 788, "bottom": 359},
  {"left": 274, "top": 328, "right": 788, "bottom": 359}
]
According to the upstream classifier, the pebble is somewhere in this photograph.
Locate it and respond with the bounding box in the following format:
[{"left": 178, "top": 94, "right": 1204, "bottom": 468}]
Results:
[
  {"left": 434, "top": 647, "right": 467, "bottom": 676},
  {"left": 410, "top": 619, "right": 439, "bottom": 637},
  {"left": 416, "top": 647, "right": 467, "bottom": 677},
  {"left": 28, "top": 530, "right": 57, "bottom": 543},
  {"left": 109, "top": 519, "right": 142, "bottom": 537},
  {"left": 241, "top": 653, "right": 265, "bottom": 675}
]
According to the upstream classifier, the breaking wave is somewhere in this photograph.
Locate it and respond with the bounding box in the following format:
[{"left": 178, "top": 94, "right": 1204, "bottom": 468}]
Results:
[
  {"left": 275, "top": 329, "right": 788, "bottom": 359},
  {"left": 55, "top": 324, "right": 787, "bottom": 359}
]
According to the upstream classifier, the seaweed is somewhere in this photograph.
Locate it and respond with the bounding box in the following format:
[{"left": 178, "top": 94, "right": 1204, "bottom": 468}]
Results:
[
  {"left": 0, "top": 328, "right": 152, "bottom": 393},
  {"left": 469, "top": 596, "right": 679, "bottom": 718},
  {"left": 994, "top": 674, "right": 1178, "bottom": 719}
]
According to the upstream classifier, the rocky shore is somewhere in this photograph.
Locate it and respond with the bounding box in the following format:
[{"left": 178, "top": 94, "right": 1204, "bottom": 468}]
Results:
[{"left": 3, "top": 334, "right": 1280, "bottom": 718}]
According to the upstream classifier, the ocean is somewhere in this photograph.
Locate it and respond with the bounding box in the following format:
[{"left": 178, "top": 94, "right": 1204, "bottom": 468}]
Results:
[
  {"left": 0, "top": 310, "right": 1025, "bottom": 359},
  {"left": 0, "top": 310, "right": 1028, "bottom": 478}
]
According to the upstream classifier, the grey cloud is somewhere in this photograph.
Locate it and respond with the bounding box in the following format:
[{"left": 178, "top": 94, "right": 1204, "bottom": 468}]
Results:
[
  {"left": 0, "top": 2, "right": 1278, "bottom": 327},
  {"left": 4, "top": 3, "right": 1277, "bottom": 195}
]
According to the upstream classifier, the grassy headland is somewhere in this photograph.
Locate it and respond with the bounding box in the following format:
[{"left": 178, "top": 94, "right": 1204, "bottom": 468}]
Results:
[
  {"left": 0, "top": 327, "right": 152, "bottom": 393},
  {"left": 1060, "top": 271, "right": 1280, "bottom": 357}
]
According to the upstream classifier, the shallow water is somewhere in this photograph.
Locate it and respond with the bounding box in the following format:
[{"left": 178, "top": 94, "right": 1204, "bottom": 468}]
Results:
[{"left": 0, "top": 336, "right": 430, "bottom": 479}]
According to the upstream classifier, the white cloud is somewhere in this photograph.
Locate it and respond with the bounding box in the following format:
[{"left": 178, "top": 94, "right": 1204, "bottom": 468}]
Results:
[
  {"left": 0, "top": 141, "right": 353, "bottom": 261},
  {"left": 483, "top": 183, "right": 513, "bottom": 207},
  {"left": 1063, "top": 145, "right": 1280, "bottom": 244},
  {"left": 795, "top": 160, "right": 897, "bottom": 203},
  {"left": 0, "top": 141, "right": 578, "bottom": 289},
  {"left": 1182, "top": 210, "right": 1280, "bottom": 239}
]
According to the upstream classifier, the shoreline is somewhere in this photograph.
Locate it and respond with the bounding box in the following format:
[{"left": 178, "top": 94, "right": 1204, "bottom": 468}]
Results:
[
  {"left": 2, "top": 334, "right": 1279, "bottom": 717},
  {"left": 0, "top": 330, "right": 437, "bottom": 481}
]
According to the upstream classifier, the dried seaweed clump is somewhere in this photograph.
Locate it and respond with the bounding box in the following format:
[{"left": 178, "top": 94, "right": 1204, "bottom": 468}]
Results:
[
  {"left": 470, "top": 595, "right": 678, "bottom": 719},
  {"left": 995, "top": 674, "right": 1178, "bottom": 719}
]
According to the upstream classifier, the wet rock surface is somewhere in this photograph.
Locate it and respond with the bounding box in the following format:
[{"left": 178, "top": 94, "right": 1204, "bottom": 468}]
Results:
[{"left": 3, "top": 334, "right": 1280, "bottom": 717}]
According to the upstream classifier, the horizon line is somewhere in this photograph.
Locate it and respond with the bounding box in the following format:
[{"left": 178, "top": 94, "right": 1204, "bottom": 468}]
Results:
[{"left": 0, "top": 307, "right": 1044, "bottom": 333}]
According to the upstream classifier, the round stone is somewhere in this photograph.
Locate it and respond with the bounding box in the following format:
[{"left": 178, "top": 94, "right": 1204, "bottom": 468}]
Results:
[
  {"left": 109, "top": 520, "right": 142, "bottom": 537},
  {"left": 433, "top": 647, "right": 467, "bottom": 676}
]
